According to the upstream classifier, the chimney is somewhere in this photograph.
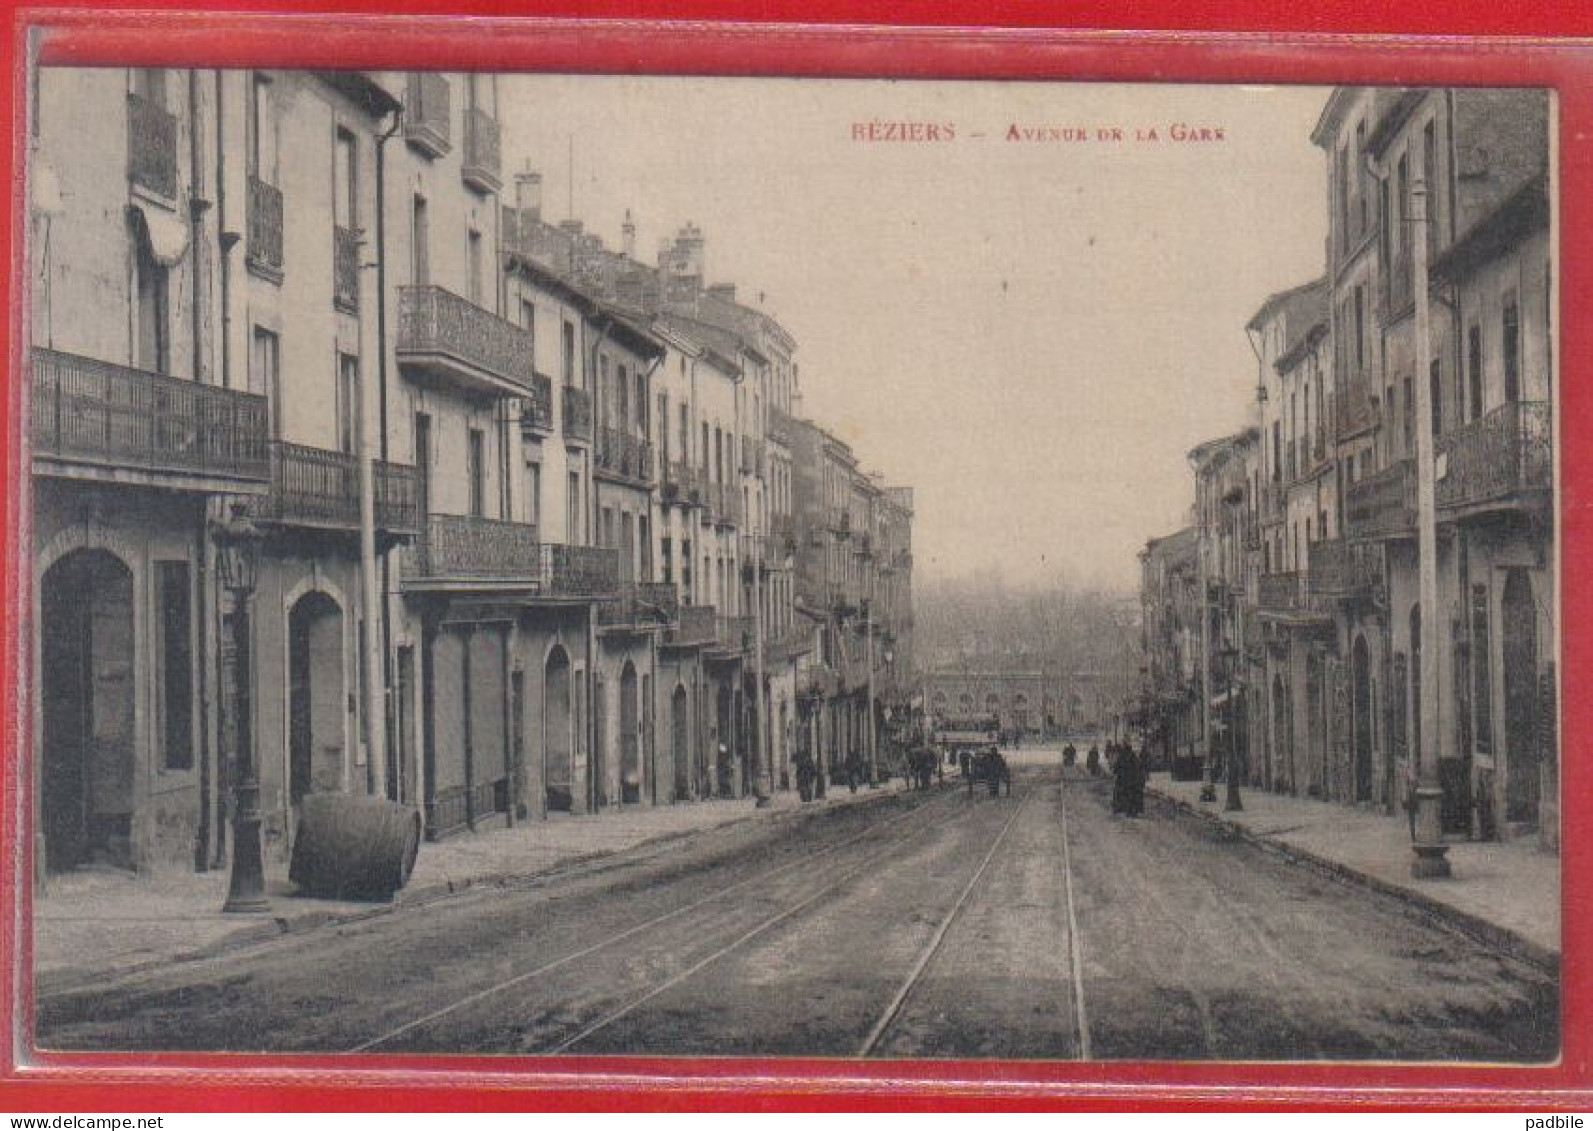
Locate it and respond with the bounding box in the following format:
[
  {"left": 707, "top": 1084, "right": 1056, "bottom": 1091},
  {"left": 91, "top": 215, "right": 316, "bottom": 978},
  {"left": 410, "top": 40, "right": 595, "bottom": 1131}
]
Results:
[
  {"left": 515, "top": 169, "right": 543, "bottom": 223},
  {"left": 622, "top": 209, "right": 637, "bottom": 260}
]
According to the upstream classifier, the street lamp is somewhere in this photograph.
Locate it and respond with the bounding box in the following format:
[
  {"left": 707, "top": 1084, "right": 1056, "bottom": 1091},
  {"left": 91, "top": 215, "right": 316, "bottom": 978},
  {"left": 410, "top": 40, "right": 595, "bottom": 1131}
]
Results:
[
  {"left": 1216, "top": 644, "right": 1243, "bottom": 812},
  {"left": 213, "top": 503, "right": 268, "bottom": 913}
]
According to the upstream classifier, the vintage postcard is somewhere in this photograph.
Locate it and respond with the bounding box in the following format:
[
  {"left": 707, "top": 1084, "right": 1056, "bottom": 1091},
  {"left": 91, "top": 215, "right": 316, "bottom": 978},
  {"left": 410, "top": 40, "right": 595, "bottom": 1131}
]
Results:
[{"left": 17, "top": 53, "right": 1562, "bottom": 1074}]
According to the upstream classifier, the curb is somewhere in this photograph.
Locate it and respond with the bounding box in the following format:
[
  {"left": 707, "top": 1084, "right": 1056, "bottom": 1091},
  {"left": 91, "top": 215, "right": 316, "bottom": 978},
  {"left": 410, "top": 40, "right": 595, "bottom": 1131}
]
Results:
[
  {"left": 1146, "top": 785, "right": 1560, "bottom": 976},
  {"left": 35, "top": 784, "right": 910, "bottom": 999}
]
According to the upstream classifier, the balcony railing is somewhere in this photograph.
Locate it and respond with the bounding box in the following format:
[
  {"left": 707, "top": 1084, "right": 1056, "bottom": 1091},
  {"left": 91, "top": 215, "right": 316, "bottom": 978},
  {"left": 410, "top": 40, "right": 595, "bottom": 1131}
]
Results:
[
  {"left": 412, "top": 514, "right": 540, "bottom": 580},
  {"left": 30, "top": 348, "right": 270, "bottom": 484},
  {"left": 1436, "top": 400, "right": 1551, "bottom": 513},
  {"left": 540, "top": 542, "right": 620, "bottom": 595},
  {"left": 561, "top": 385, "right": 593, "bottom": 441},
  {"left": 768, "top": 407, "right": 795, "bottom": 448},
  {"left": 714, "top": 615, "right": 754, "bottom": 653},
  {"left": 127, "top": 92, "right": 177, "bottom": 199},
  {"left": 598, "top": 582, "right": 680, "bottom": 628},
  {"left": 1345, "top": 458, "right": 1416, "bottom": 540},
  {"left": 334, "top": 226, "right": 360, "bottom": 312},
  {"left": 253, "top": 441, "right": 419, "bottom": 533},
  {"left": 707, "top": 481, "right": 743, "bottom": 526},
  {"left": 1306, "top": 538, "right": 1379, "bottom": 600},
  {"left": 403, "top": 73, "right": 451, "bottom": 157},
  {"left": 397, "top": 286, "right": 536, "bottom": 394},
  {"left": 596, "top": 425, "right": 654, "bottom": 483},
  {"left": 461, "top": 107, "right": 502, "bottom": 194},
  {"left": 1256, "top": 571, "right": 1304, "bottom": 614},
  {"left": 246, "top": 175, "right": 284, "bottom": 274},
  {"left": 668, "top": 604, "right": 719, "bottom": 647},
  {"left": 1337, "top": 374, "right": 1379, "bottom": 439},
  {"left": 519, "top": 373, "right": 554, "bottom": 433},
  {"left": 740, "top": 438, "right": 766, "bottom": 477},
  {"left": 662, "top": 458, "right": 700, "bottom": 504}
]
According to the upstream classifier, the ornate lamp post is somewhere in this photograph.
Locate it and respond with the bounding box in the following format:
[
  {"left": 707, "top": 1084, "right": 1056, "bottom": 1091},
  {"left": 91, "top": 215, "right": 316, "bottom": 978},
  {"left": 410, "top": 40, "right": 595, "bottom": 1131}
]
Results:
[{"left": 213, "top": 503, "right": 268, "bottom": 913}]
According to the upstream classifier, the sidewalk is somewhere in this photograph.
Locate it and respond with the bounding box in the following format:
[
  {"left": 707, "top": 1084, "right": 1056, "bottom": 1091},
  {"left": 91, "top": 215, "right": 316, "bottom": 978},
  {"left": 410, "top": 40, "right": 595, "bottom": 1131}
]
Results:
[
  {"left": 1145, "top": 773, "right": 1560, "bottom": 968},
  {"left": 32, "top": 781, "right": 908, "bottom": 993}
]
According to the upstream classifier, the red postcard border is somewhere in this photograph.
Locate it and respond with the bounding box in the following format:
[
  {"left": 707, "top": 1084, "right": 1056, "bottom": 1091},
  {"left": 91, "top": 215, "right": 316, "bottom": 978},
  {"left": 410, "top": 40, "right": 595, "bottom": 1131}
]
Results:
[{"left": 2, "top": 6, "right": 1590, "bottom": 1112}]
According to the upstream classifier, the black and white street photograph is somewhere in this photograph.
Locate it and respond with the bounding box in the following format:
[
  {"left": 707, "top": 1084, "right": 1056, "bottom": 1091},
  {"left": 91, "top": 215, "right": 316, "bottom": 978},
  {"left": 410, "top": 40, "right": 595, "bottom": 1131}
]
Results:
[{"left": 21, "top": 69, "right": 1559, "bottom": 1063}]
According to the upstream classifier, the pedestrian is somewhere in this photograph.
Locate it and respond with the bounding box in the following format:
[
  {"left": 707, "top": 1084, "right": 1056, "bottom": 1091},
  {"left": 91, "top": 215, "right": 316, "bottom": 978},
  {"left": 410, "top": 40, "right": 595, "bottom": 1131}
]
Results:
[
  {"left": 717, "top": 742, "right": 732, "bottom": 799},
  {"left": 1086, "top": 744, "right": 1101, "bottom": 777},
  {"left": 1113, "top": 743, "right": 1144, "bottom": 817},
  {"left": 1063, "top": 742, "right": 1076, "bottom": 768},
  {"left": 1402, "top": 756, "right": 1419, "bottom": 840}
]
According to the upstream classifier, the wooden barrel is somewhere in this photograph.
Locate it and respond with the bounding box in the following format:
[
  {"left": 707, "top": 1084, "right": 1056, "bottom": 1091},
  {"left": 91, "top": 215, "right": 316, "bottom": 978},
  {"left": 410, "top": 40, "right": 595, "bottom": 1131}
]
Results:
[{"left": 289, "top": 793, "right": 423, "bottom": 902}]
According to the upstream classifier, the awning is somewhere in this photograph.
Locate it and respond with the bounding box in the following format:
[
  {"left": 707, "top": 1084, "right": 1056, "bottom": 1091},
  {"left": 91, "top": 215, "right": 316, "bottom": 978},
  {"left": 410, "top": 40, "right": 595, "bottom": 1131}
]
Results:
[{"left": 130, "top": 204, "right": 190, "bottom": 268}]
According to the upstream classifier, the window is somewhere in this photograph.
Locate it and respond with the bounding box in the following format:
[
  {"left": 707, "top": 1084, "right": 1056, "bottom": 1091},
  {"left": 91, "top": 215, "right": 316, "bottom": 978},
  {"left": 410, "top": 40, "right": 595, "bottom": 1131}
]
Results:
[
  {"left": 134, "top": 225, "right": 169, "bottom": 374},
  {"left": 1422, "top": 120, "right": 1438, "bottom": 258},
  {"left": 467, "top": 228, "right": 483, "bottom": 306},
  {"left": 662, "top": 536, "right": 673, "bottom": 585},
  {"left": 337, "top": 353, "right": 360, "bottom": 455},
  {"left": 1336, "top": 146, "right": 1351, "bottom": 255},
  {"left": 615, "top": 361, "right": 628, "bottom": 429},
  {"left": 334, "top": 128, "right": 357, "bottom": 231},
  {"left": 249, "top": 74, "right": 276, "bottom": 184},
  {"left": 562, "top": 321, "right": 576, "bottom": 386},
  {"left": 1430, "top": 359, "right": 1442, "bottom": 439},
  {"left": 681, "top": 537, "right": 693, "bottom": 595},
  {"left": 526, "top": 460, "right": 542, "bottom": 528},
  {"left": 251, "top": 327, "right": 281, "bottom": 437},
  {"left": 1468, "top": 324, "right": 1483, "bottom": 421},
  {"left": 1353, "top": 285, "right": 1366, "bottom": 374},
  {"left": 158, "top": 561, "right": 193, "bottom": 771},
  {"left": 636, "top": 372, "right": 647, "bottom": 434},
  {"left": 468, "top": 427, "right": 486, "bottom": 517},
  {"left": 679, "top": 403, "right": 690, "bottom": 462},
  {"left": 1503, "top": 298, "right": 1521, "bottom": 403},
  {"left": 1402, "top": 376, "right": 1414, "bottom": 454},
  {"left": 1355, "top": 120, "right": 1369, "bottom": 236},
  {"left": 411, "top": 195, "right": 429, "bottom": 286},
  {"left": 520, "top": 298, "right": 535, "bottom": 334},
  {"left": 133, "top": 68, "right": 167, "bottom": 108},
  {"left": 567, "top": 469, "right": 581, "bottom": 541}
]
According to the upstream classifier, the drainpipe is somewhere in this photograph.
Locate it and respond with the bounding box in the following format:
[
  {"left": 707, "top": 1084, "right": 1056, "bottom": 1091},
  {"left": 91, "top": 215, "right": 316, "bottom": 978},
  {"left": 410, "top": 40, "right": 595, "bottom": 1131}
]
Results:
[
  {"left": 363, "top": 105, "right": 403, "bottom": 802},
  {"left": 190, "top": 68, "right": 213, "bottom": 870},
  {"left": 210, "top": 67, "right": 236, "bottom": 869}
]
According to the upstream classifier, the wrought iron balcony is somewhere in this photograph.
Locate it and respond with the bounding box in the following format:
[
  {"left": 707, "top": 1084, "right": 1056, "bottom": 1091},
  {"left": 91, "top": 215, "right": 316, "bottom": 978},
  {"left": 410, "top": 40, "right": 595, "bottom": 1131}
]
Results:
[
  {"left": 540, "top": 543, "right": 620, "bottom": 595},
  {"left": 707, "top": 481, "right": 743, "bottom": 527},
  {"left": 667, "top": 603, "right": 719, "bottom": 647},
  {"left": 1306, "top": 538, "right": 1379, "bottom": 600},
  {"left": 561, "top": 385, "right": 594, "bottom": 441},
  {"left": 598, "top": 582, "right": 680, "bottom": 628},
  {"left": 1436, "top": 400, "right": 1551, "bottom": 515},
  {"left": 246, "top": 175, "right": 284, "bottom": 275},
  {"left": 519, "top": 373, "right": 554, "bottom": 434},
  {"left": 411, "top": 514, "right": 540, "bottom": 581},
  {"left": 1345, "top": 458, "right": 1416, "bottom": 540},
  {"left": 714, "top": 615, "right": 754, "bottom": 653},
  {"left": 252, "top": 441, "right": 419, "bottom": 534},
  {"left": 661, "top": 458, "right": 700, "bottom": 504},
  {"left": 596, "top": 425, "right": 654, "bottom": 483},
  {"left": 403, "top": 73, "right": 451, "bottom": 157},
  {"left": 334, "top": 226, "right": 360, "bottom": 312},
  {"left": 30, "top": 348, "right": 270, "bottom": 487},
  {"left": 461, "top": 107, "right": 502, "bottom": 194},
  {"left": 768, "top": 407, "right": 796, "bottom": 448},
  {"left": 127, "top": 92, "right": 177, "bottom": 199},
  {"left": 740, "top": 438, "right": 766, "bottom": 477},
  {"left": 397, "top": 286, "right": 537, "bottom": 397},
  {"left": 1256, "top": 571, "right": 1304, "bottom": 614}
]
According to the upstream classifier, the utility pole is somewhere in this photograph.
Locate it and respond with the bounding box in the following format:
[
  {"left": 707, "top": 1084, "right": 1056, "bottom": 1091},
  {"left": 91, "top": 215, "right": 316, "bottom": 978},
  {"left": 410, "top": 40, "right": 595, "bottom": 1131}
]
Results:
[
  {"left": 751, "top": 530, "right": 772, "bottom": 806},
  {"left": 1197, "top": 491, "right": 1217, "bottom": 803},
  {"left": 1410, "top": 172, "right": 1452, "bottom": 879},
  {"left": 866, "top": 572, "right": 879, "bottom": 787}
]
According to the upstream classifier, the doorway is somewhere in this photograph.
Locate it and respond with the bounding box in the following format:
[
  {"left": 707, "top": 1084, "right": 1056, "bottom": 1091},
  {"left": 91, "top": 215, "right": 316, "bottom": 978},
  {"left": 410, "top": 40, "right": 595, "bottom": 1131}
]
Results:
[
  {"left": 1352, "top": 634, "right": 1373, "bottom": 802},
  {"left": 41, "top": 550, "right": 136, "bottom": 872},
  {"left": 544, "top": 646, "right": 572, "bottom": 812},
  {"left": 619, "top": 661, "right": 640, "bottom": 803},
  {"left": 672, "top": 683, "right": 690, "bottom": 801},
  {"left": 288, "top": 591, "right": 345, "bottom": 811},
  {"left": 1502, "top": 569, "right": 1540, "bottom": 825}
]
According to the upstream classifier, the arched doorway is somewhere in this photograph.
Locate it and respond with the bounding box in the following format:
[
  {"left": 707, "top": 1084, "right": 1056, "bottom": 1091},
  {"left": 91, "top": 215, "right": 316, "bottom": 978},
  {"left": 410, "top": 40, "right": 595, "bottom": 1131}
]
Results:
[
  {"left": 1013, "top": 694, "right": 1030, "bottom": 734},
  {"left": 1352, "top": 634, "right": 1373, "bottom": 802},
  {"left": 619, "top": 661, "right": 640, "bottom": 803},
  {"left": 288, "top": 591, "right": 345, "bottom": 811},
  {"left": 957, "top": 692, "right": 972, "bottom": 716},
  {"left": 41, "top": 549, "right": 135, "bottom": 873},
  {"left": 1272, "top": 672, "right": 1290, "bottom": 793},
  {"left": 1306, "top": 652, "right": 1326, "bottom": 798},
  {"left": 671, "top": 684, "right": 690, "bottom": 801},
  {"left": 1502, "top": 569, "right": 1540, "bottom": 824},
  {"left": 544, "top": 646, "right": 573, "bottom": 812}
]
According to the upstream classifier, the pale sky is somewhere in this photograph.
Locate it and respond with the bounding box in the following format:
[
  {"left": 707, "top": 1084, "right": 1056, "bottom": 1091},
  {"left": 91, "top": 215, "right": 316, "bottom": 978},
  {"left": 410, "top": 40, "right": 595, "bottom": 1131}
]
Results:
[{"left": 501, "top": 77, "right": 1331, "bottom": 593}]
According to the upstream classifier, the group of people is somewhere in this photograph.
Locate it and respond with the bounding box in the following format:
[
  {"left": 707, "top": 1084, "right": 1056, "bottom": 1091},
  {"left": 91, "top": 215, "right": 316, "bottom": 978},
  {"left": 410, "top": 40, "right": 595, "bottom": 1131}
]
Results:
[{"left": 1061, "top": 739, "right": 1148, "bottom": 817}]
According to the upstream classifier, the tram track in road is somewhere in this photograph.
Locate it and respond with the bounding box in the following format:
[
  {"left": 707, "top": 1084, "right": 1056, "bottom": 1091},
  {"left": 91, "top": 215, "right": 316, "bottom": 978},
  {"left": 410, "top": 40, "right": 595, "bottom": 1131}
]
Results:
[
  {"left": 541, "top": 772, "right": 1039, "bottom": 1058},
  {"left": 855, "top": 785, "right": 1034, "bottom": 1057},
  {"left": 352, "top": 783, "right": 965, "bottom": 1053}
]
